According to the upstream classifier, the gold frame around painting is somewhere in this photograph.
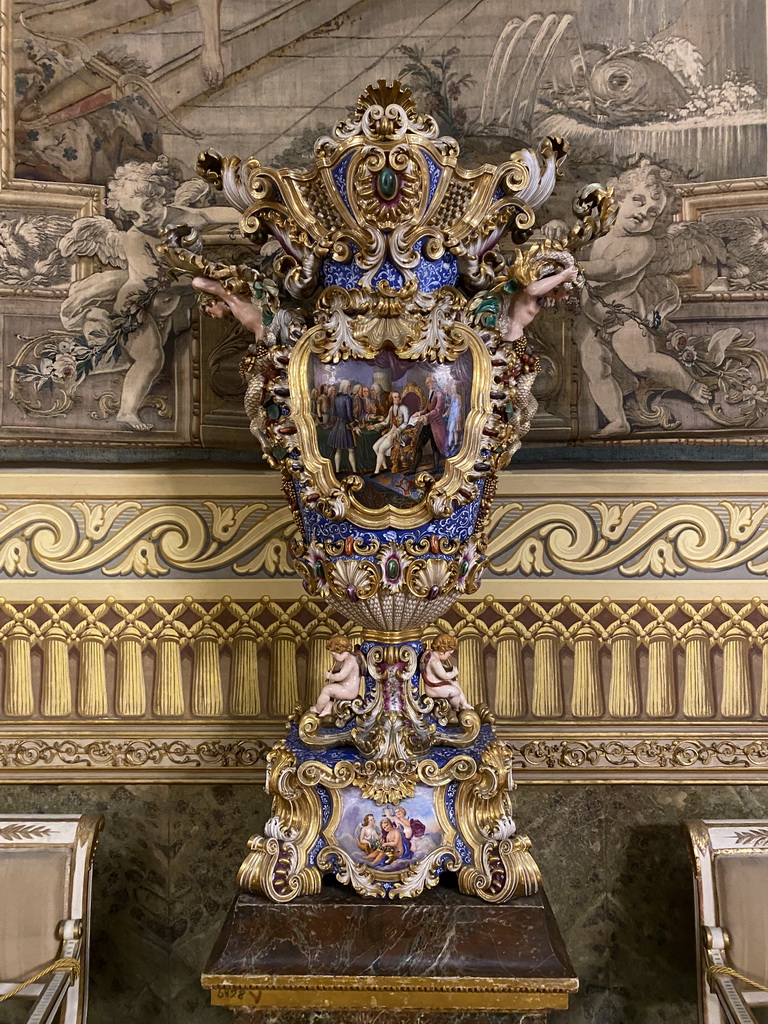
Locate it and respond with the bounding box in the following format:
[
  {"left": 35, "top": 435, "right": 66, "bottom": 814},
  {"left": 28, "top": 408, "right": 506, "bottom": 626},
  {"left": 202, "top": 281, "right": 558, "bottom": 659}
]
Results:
[
  {"left": 676, "top": 177, "right": 768, "bottom": 298},
  {"left": 289, "top": 324, "right": 492, "bottom": 529}
]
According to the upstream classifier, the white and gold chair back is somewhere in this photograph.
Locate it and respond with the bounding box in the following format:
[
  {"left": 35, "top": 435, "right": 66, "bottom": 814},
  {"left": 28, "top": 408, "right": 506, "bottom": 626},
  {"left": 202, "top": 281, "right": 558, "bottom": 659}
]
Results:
[
  {"left": 685, "top": 818, "right": 768, "bottom": 1024},
  {"left": 0, "top": 814, "right": 104, "bottom": 1024}
]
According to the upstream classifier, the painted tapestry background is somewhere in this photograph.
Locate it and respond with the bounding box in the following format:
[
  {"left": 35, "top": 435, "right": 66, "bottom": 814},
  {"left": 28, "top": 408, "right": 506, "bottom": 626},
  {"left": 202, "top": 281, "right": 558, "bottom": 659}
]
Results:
[{"left": 2, "top": 0, "right": 767, "bottom": 460}]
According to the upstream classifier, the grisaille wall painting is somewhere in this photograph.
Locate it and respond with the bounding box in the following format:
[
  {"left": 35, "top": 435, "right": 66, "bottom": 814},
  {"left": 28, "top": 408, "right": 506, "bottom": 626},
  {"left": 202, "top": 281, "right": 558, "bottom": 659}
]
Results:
[{"left": 2, "top": 0, "right": 767, "bottom": 459}]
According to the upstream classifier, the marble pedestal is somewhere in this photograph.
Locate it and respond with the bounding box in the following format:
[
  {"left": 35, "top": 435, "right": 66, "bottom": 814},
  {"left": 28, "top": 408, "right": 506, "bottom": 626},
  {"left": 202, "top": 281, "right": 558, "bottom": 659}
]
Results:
[{"left": 202, "top": 880, "right": 577, "bottom": 1022}]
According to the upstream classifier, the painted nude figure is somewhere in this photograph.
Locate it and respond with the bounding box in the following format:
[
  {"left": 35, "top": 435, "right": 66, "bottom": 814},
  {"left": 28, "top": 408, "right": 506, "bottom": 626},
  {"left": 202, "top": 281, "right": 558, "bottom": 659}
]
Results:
[
  {"left": 421, "top": 633, "right": 471, "bottom": 711},
  {"left": 310, "top": 634, "right": 362, "bottom": 717},
  {"left": 355, "top": 813, "right": 381, "bottom": 854},
  {"left": 60, "top": 157, "right": 233, "bottom": 430},
  {"left": 362, "top": 817, "right": 408, "bottom": 867},
  {"left": 547, "top": 160, "right": 715, "bottom": 436}
]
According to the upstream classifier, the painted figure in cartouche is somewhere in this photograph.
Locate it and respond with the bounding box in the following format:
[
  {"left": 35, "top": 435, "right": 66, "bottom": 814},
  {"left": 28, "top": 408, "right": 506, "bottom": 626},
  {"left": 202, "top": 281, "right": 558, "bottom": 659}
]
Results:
[{"left": 161, "top": 80, "right": 616, "bottom": 902}]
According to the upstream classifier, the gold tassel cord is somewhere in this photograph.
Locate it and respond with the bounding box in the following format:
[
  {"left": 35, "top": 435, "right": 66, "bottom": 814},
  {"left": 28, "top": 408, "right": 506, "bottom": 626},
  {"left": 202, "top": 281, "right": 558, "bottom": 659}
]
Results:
[
  {"left": 0, "top": 958, "right": 80, "bottom": 1002},
  {"left": 708, "top": 963, "right": 768, "bottom": 994}
]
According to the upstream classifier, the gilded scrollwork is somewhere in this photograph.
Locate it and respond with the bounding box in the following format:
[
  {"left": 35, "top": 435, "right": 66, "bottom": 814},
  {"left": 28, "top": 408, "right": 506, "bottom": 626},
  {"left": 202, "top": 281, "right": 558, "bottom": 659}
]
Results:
[
  {"left": 416, "top": 754, "right": 479, "bottom": 785},
  {"left": 504, "top": 737, "right": 768, "bottom": 773},
  {"left": 237, "top": 742, "right": 324, "bottom": 902},
  {"left": 452, "top": 740, "right": 542, "bottom": 902},
  {"left": 0, "top": 737, "right": 270, "bottom": 771},
  {"left": 159, "top": 224, "right": 280, "bottom": 318},
  {"left": 7, "top": 732, "right": 768, "bottom": 780},
  {"left": 0, "top": 499, "right": 296, "bottom": 577},
  {"left": 3, "top": 494, "right": 768, "bottom": 580},
  {"left": 315, "top": 845, "right": 386, "bottom": 899},
  {"left": 486, "top": 497, "right": 768, "bottom": 578},
  {"left": 196, "top": 81, "right": 567, "bottom": 300}
]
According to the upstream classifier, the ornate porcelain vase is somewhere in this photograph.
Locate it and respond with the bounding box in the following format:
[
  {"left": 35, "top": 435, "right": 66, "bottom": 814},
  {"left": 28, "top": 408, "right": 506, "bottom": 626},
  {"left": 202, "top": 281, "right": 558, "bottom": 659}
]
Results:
[{"left": 163, "top": 82, "right": 614, "bottom": 902}]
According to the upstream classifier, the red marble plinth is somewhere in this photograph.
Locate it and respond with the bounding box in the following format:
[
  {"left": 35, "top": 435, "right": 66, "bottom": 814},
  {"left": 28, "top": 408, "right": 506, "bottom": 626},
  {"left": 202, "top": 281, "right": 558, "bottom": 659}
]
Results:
[{"left": 203, "top": 879, "right": 577, "bottom": 1021}]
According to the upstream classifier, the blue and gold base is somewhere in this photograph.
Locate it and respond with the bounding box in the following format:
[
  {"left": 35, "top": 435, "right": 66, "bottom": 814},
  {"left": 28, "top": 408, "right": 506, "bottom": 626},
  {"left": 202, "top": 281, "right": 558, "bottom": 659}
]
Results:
[{"left": 238, "top": 639, "right": 540, "bottom": 903}]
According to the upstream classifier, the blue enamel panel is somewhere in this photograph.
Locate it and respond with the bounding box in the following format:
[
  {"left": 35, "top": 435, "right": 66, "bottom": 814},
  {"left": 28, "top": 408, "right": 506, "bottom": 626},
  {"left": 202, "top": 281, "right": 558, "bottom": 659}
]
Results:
[
  {"left": 331, "top": 153, "right": 353, "bottom": 212},
  {"left": 297, "top": 481, "right": 485, "bottom": 547},
  {"left": 425, "top": 154, "right": 443, "bottom": 204}
]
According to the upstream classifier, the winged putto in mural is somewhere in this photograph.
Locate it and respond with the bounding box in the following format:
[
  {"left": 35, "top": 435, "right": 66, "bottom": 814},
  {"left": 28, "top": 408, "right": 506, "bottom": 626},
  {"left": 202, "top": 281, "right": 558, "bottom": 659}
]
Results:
[
  {"left": 10, "top": 155, "right": 233, "bottom": 429},
  {"left": 544, "top": 159, "right": 768, "bottom": 435}
]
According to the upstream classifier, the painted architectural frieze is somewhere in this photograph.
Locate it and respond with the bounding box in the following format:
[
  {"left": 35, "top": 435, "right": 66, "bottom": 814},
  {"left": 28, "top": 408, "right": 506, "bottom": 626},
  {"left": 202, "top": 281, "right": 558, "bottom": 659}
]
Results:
[
  {"left": 2, "top": 474, "right": 768, "bottom": 583},
  {"left": 1, "top": 592, "right": 768, "bottom": 782}
]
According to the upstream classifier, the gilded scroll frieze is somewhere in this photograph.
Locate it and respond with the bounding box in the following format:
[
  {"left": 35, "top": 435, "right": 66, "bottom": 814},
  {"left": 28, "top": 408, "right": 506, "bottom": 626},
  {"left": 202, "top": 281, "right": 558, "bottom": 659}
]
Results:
[
  {"left": 486, "top": 498, "right": 768, "bottom": 577},
  {"left": 503, "top": 736, "right": 768, "bottom": 776},
  {"left": 1, "top": 495, "right": 768, "bottom": 579},
  {"left": 5, "top": 731, "right": 768, "bottom": 781},
  {"left": 0, "top": 736, "right": 270, "bottom": 770},
  {"left": 0, "top": 499, "right": 295, "bottom": 577}
]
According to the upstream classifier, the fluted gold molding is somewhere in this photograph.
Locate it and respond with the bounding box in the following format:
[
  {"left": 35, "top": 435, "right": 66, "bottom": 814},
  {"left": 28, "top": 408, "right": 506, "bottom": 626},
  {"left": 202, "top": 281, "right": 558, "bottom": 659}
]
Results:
[
  {"left": 193, "top": 629, "right": 223, "bottom": 716},
  {"left": 268, "top": 625, "right": 299, "bottom": 717},
  {"left": 230, "top": 627, "right": 260, "bottom": 717},
  {"left": 116, "top": 626, "right": 146, "bottom": 718},
  {"left": 495, "top": 630, "right": 526, "bottom": 718},
  {"left": 0, "top": 594, "right": 766, "bottom": 721},
  {"left": 683, "top": 626, "right": 714, "bottom": 719},
  {"left": 306, "top": 623, "right": 333, "bottom": 706},
  {"left": 154, "top": 628, "right": 184, "bottom": 717},
  {"left": 608, "top": 626, "right": 639, "bottom": 718},
  {"left": 0, "top": 594, "right": 766, "bottom": 778},
  {"left": 457, "top": 622, "right": 485, "bottom": 707},
  {"left": 721, "top": 627, "right": 752, "bottom": 718},
  {"left": 646, "top": 627, "right": 675, "bottom": 719},
  {"left": 79, "top": 626, "right": 108, "bottom": 718},
  {"left": 5, "top": 625, "right": 32, "bottom": 718},
  {"left": 41, "top": 626, "right": 70, "bottom": 717},
  {"left": 572, "top": 626, "right": 602, "bottom": 718},
  {"left": 532, "top": 624, "right": 563, "bottom": 717}
]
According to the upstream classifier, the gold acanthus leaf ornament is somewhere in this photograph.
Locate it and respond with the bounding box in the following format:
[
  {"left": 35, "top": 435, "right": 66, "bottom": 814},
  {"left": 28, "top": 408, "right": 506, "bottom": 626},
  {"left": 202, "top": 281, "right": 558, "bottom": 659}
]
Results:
[
  {"left": 190, "top": 82, "right": 573, "bottom": 300},
  {"left": 311, "top": 283, "right": 469, "bottom": 362},
  {"left": 158, "top": 223, "right": 280, "bottom": 317}
]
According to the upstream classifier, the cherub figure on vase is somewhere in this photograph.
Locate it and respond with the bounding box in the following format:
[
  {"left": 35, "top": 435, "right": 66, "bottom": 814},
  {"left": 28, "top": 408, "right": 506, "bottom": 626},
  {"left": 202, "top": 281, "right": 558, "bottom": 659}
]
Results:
[
  {"left": 502, "top": 260, "right": 580, "bottom": 343},
  {"left": 310, "top": 635, "right": 363, "bottom": 717},
  {"left": 421, "top": 634, "right": 470, "bottom": 711}
]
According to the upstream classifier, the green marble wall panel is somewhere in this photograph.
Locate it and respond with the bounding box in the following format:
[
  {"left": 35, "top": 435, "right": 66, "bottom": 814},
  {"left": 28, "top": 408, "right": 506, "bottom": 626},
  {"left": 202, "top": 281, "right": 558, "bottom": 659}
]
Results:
[{"left": 1, "top": 783, "right": 766, "bottom": 1023}]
